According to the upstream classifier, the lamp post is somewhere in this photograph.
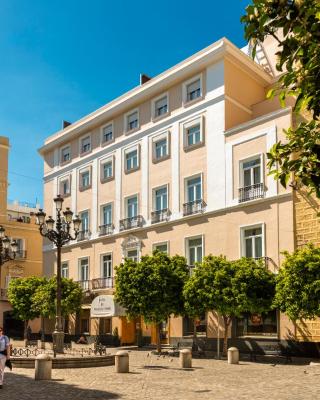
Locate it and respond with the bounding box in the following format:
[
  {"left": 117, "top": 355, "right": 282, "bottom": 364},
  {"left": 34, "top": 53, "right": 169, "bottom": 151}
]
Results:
[
  {"left": 35, "top": 195, "right": 81, "bottom": 354},
  {"left": 0, "top": 226, "right": 18, "bottom": 294}
]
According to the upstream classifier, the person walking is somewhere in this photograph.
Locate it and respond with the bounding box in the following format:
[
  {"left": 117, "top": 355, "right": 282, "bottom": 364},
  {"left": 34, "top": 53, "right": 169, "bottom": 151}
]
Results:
[{"left": 0, "top": 327, "right": 10, "bottom": 389}]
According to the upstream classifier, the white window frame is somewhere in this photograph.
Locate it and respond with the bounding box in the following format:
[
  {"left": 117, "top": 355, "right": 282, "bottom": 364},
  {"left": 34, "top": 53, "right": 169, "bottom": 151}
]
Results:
[
  {"left": 101, "top": 121, "right": 114, "bottom": 145},
  {"left": 152, "top": 92, "right": 169, "bottom": 120},
  {"left": 79, "top": 209, "right": 90, "bottom": 232},
  {"left": 124, "top": 144, "right": 140, "bottom": 173},
  {"left": 124, "top": 108, "right": 139, "bottom": 133},
  {"left": 240, "top": 223, "right": 265, "bottom": 258},
  {"left": 79, "top": 133, "right": 92, "bottom": 155},
  {"left": 239, "top": 153, "right": 264, "bottom": 189},
  {"left": 78, "top": 256, "right": 90, "bottom": 281},
  {"left": 60, "top": 144, "right": 71, "bottom": 164},
  {"left": 153, "top": 184, "right": 169, "bottom": 212},
  {"left": 59, "top": 174, "right": 71, "bottom": 197},
  {"left": 79, "top": 166, "right": 91, "bottom": 190},
  {"left": 152, "top": 241, "right": 169, "bottom": 254},
  {"left": 100, "top": 155, "right": 115, "bottom": 182},
  {"left": 125, "top": 194, "right": 139, "bottom": 218},
  {"left": 184, "top": 173, "right": 203, "bottom": 203},
  {"left": 152, "top": 131, "right": 170, "bottom": 162},
  {"left": 100, "top": 253, "right": 113, "bottom": 278},
  {"left": 125, "top": 248, "right": 140, "bottom": 262},
  {"left": 183, "top": 74, "right": 203, "bottom": 105},
  {"left": 183, "top": 115, "right": 204, "bottom": 150},
  {"left": 61, "top": 261, "right": 69, "bottom": 278},
  {"left": 100, "top": 203, "right": 113, "bottom": 226},
  {"left": 185, "top": 235, "right": 204, "bottom": 266}
]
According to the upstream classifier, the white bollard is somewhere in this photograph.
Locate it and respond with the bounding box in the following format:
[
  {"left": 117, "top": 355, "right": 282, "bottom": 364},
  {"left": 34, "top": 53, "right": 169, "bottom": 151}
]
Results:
[
  {"left": 179, "top": 349, "right": 192, "bottom": 368},
  {"left": 228, "top": 347, "right": 239, "bottom": 364},
  {"left": 35, "top": 353, "right": 52, "bottom": 380},
  {"left": 115, "top": 351, "right": 129, "bottom": 373}
]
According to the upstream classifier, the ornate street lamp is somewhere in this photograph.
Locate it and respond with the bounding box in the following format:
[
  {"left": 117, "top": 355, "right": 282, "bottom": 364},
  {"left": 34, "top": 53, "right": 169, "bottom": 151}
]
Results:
[
  {"left": 0, "top": 225, "right": 18, "bottom": 294},
  {"left": 35, "top": 195, "right": 81, "bottom": 353}
]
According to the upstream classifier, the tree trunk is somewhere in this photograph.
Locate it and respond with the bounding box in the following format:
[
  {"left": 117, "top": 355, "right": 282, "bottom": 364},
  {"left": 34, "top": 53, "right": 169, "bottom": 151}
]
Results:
[
  {"left": 41, "top": 317, "right": 45, "bottom": 342},
  {"left": 156, "top": 323, "right": 162, "bottom": 354},
  {"left": 222, "top": 315, "right": 231, "bottom": 357},
  {"left": 24, "top": 320, "right": 29, "bottom": 340}
]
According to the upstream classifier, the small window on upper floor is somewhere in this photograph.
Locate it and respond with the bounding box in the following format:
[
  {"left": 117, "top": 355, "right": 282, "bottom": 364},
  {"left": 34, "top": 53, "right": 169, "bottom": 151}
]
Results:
[
  {"left": 59, "top": 176, "right": 71, "bottom": 197},
  {"left": 153, "top": 95, "right": 168, "bottom": 119},
  {"left": 61, "top": 146, "right": 71, "bottom": 164},
  {"left": 62, "top": 262, "right": 69, "bottom": 278},
  {"left": 239, "top": 156, "right": 265, "bottom": 203},
  {"left": 79, "top": 169, "right": 91, "bottom": 191},
  {"left": 126, "top": 110, "right": 139, "bottom": 132},
  {"left": 241, "top": 225, "right": 264, "bottom": 259},
  {"left": 183, "top": 116, "right": 204, "bottom": 151},
  {"left": 152, "top": 131, "right": 170, "bottom": 163},
  {"left": 125, "top": 147, "right": 140, "bottom": 173},
  {"left": 100, "top": 157, "right": 114, "bottom": 183},
  {"left": 80, "top": 135, "right": 91, "bottom": 154},
  {"left": 102, "top": 123, "right": 113, "bottom": 145},
  {"left": 153, "top": 242, "right": 169, "bottom": 254},
  {"left": 184, "top": 76, "right": 202, "bottom": 104}
]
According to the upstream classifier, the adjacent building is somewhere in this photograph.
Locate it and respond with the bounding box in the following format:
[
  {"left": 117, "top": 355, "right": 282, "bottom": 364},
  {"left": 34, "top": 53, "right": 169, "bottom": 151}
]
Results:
[
  {"left": 39, "top": 37, "right": 298, "bottom": 350},
  {"left": 0, "top": 136, "right": 42, "bottom": 338}
]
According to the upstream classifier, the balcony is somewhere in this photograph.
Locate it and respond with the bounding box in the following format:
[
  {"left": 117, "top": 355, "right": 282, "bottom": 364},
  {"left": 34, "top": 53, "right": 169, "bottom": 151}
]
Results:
[
  {"left": 99, "top": 224, "right": 114, "bottom": 236},
  {"left": 238, "top": 183, "right": 265, "bottom": 203},
  {"left": 92, "top": 277, "right": 114, "bottom": 290},
  {"left": 119, "top": 215, "right": 143, "bottom": 231},
  {"left": 254, "top": 257, "right": 278, "bottom": 273},
  {"left": 151, "top": 209, "right": 170, "bottom": 224},
  {"left": 183, "top": 200, "right": 206, "bottom": 216},
  {"left": 78, "top": 280, "right": 91, "bottom": 291},
  {"left": 77, "top": 230, "right": 91, "bottom": 242}
]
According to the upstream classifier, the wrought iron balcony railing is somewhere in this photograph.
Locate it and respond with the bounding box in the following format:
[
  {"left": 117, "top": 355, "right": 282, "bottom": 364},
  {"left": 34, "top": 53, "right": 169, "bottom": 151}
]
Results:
[
  {"left": 119, "top": 215, "right": 143, "bottom": 231},
  {"left": 238, "top": 183, "right": 265, "bottom": 203},
  {"left": 78, "top": 280, "right": 91, "bottom": 291},
  {"left": 254, "top": 256, "right": 278, "bottom": 274},
  {"left": 91, "top": 277, "right": 114, "bottom": 290},
  {"left": 151, "top": 209, "right": 170, "bottom": 224},
  {"left": 99, "top": 224, "right": 114, "bottom": 236},
  {"left": 183, "top": 200, "right": 206, "bottom": 216},
  {"left": 77, "top": 230, "right": 91, "bottom": 242}
]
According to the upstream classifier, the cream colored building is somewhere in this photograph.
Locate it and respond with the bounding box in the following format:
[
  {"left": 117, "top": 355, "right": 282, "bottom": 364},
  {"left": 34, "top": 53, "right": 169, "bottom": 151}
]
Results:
[
  {"left": 39, "top": 38, "right": 299, "bottom": 351},
  {"left": 0, "top": 136, "right": 42, "bottom": 338}
]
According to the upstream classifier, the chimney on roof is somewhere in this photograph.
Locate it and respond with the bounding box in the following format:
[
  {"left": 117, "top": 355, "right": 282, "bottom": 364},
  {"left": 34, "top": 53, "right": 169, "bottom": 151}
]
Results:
[
  {"left": 140, "top": 73, "right": 152, "bottom": 85},
  {"left": 62, "top": 120, "right": 72, "bottom": 129}
]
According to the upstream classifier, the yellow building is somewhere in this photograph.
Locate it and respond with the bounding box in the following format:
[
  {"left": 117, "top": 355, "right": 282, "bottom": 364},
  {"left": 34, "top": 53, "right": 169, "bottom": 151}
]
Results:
[{"left": 0, "top": 136, "right": 43, "bottom": 338}]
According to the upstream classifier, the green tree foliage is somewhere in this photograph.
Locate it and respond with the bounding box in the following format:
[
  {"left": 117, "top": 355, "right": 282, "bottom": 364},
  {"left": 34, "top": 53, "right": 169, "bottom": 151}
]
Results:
[
  {"left": 32, "top": 277, "right": 83, "bottom": 318},
  {"left": 242, "top": 0, "right": 320, "bottom": 196},
  {"left": 8, "top": 276, "right": 46, "bottom": 338},
  {"left": 274, "top": 244, "right": 320, "bottom": 322},
  {"left": 115, "top": 251, "right": 189, "bottom": 352},
  {"left": 184, "top": 256, "right": 275, "bottom": 355}
]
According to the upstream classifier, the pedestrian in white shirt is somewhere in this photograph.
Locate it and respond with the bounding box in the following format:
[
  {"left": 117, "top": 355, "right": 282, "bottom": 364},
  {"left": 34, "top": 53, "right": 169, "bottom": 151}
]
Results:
[{"left": 0, "top": 327, "right": 10, "bottom": 389}]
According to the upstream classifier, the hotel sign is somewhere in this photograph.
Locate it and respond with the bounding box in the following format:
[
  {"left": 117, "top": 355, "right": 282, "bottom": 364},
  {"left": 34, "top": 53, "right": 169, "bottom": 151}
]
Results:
[{"left": 90, "top": 295, "right": 125, "bottom": 318}]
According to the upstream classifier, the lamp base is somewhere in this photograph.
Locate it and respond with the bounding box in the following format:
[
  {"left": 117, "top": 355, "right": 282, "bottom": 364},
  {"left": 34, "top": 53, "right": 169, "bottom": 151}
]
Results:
[{"left": 52, "top": 331, "right": 65, "bottom": 354}]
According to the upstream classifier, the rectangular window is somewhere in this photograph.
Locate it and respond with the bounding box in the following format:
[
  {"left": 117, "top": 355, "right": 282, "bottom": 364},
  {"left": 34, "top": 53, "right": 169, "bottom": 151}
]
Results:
[
  {"left": 186, "top": 79, "right": 201, "bottom": 102},
  {"left": 103, "top": 161, "right": 113, "bottom": 180},
  {"left": 242, "top": 158, "right": 262, "bottom": 187},
  {"left": 127, "top": 196, "right": 138, "bottom": 218},
  {"left": 79, "top": 258, "right": 89, "bottom": 281},
  {"left": 187, "top": 176, "right": 202, "bottom": 202},
  {"left": 80, "top": 211, "right": 89, "bottom": 232},
  {"left": 235, "top": 310, "right": 278, "bottom": 337},
  {"left": 102, "top": 204, "right": 112, "bottom": 226},
  {"left": 243, "top": 226, "right": 263, "bottom": 258},
  {"left": 102, "top": 124, "right": 113, "bottom": 144},
  {"left": 62, "top": 262, "right": 69, "bottom": 278},
  {"left": 154, "top": 138, "right": 168, "bottom": 160},
  {"left": 127, "top": 111, "right": 138, "bottom": 131},
  {"left": 61, "top": 146, "right": 71, "bottom": 163},
  {"left": 126, "top": 149, "right": 138, "bottom": 171},
  {"left": 81, "top": 136, "right": 91, "bottom": 154},
  {"left": 80, "top": 170, "right": 90, "bottom": 189},
  {"left": 127, "top": 249, "right": 139, "bottom": 262},
  {"left": 60, "top": 178, "right": 70, "bottom": 196},
  {"left": 153, "top": 243, "right": 168, "bottom": 254},
  {"left": 154, "top": 96, "right": 168, "bottom": 117},
  {"left": 187, "top": 237, "right": 203, "bottom": 265},
  {"left": 154, "top": 187, "right": 168, "bottom": 211},
  {"left": 102, "top": 254, "right": 112, "bottom": 278},
  {"left": 186, "top": 124, "right": 201, "bottom": 147}
]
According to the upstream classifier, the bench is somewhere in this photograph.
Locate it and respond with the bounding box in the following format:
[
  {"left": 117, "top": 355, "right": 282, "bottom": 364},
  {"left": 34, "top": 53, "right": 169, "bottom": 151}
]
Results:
[{"left": 244, "top": 340, "right": 292, "bottom": 363}]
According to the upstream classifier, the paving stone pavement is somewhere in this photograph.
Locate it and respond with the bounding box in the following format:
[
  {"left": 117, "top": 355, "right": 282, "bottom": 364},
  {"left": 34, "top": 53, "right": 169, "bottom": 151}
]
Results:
[{"left": 2, "top": 350, "right": 320, "bottom": 400}]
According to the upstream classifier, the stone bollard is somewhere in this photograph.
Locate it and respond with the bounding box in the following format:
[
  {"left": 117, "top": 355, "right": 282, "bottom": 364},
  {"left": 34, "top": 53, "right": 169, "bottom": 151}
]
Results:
[
  {"left": 227, "top": 347, "right": 239, "bottom": 364},
  {"left": 179, "top": 349, "right": 192, "bottom": 369},
  {"left": 115, "top": 351, "right": 129, "bottom": 373},
  {"left": 35, "top": 353, "right": 52, "bottom": 380}
]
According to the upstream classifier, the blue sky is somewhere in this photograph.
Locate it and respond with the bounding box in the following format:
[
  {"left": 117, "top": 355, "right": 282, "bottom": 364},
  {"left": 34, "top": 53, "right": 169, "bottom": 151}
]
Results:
[{"left": 0, "top": 0, "right": 247, "bottom": 206}]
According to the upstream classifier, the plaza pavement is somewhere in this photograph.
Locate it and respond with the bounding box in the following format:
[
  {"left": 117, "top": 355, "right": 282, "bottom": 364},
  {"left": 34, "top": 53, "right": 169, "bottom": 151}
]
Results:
[{"left": 2, "top": 349, "right": 320, "bottom": 400}]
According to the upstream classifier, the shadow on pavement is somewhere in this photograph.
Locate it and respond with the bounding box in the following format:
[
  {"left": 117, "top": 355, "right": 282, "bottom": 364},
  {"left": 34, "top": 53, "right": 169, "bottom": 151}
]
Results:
[{"left": 4, "top": 371, "right": 121, "bottom": 400}]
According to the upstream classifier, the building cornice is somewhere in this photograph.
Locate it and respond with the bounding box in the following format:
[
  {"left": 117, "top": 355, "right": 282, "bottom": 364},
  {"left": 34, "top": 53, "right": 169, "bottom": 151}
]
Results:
[{"left": 38, "top": 38, "right": 272, "bottom": 155}]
